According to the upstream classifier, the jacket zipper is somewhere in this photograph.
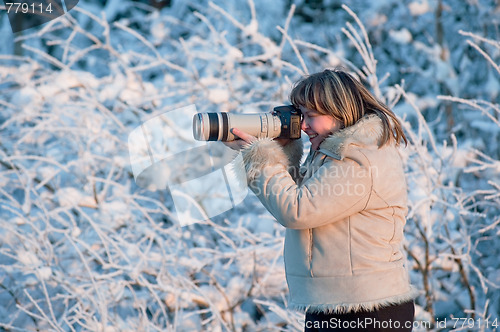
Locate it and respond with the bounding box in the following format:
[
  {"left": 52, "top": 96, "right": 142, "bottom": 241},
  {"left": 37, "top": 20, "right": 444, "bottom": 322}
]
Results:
[
  {"left": 309, "top": 228, "right": 314, "bottom": 277},
  {"left": 306, "top": 150, "right": 319, "bottom": 278}
]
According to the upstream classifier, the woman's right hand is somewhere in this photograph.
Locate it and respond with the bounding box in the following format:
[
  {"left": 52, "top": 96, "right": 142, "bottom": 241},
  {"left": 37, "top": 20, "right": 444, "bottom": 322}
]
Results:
[{"left": 223, "top": 128, "right": 257, "bottom": 151}]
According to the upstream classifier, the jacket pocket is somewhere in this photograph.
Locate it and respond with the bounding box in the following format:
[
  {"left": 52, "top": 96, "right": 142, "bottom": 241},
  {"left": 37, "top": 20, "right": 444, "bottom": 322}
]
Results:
[
  {"left": 310, "top": 222, "right": 352, "bottom": 277},
  {"left": 284, "top": 229, "right": 314, "bottom": 276}
]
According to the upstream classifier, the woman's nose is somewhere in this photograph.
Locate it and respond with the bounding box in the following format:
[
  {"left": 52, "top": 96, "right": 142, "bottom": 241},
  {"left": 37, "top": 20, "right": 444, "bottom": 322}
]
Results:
[{"left": 301, "top": 120, "right": 308, "bottom": 131}]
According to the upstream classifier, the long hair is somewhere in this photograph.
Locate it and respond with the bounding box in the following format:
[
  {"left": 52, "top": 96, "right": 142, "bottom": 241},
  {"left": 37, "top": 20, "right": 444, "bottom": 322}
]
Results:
[{"left": 290, "top": 68, "right": 407, "bottom": 147}]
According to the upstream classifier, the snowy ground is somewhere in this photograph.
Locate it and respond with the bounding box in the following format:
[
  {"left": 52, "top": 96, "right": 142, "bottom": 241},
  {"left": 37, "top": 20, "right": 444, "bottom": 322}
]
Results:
[{"left": 1, "top": 0, "right": 499, "bottom": 331}]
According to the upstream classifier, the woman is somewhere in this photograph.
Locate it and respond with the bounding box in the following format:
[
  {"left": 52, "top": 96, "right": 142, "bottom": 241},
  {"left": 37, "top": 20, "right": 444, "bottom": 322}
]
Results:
[{"left": 227, "top": 69, "right": 416, "bottom": 331}]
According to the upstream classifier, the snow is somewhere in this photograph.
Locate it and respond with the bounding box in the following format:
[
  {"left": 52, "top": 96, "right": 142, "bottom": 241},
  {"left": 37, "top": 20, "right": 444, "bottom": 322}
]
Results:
[
  {"left": 408, "top": 0, "right": 433, "bottom": 16},
  {"left": 56, "top": 187, "right": 87, "bottom": 207},
  {"left": 17, "top": 250, "right": 42, "bottom": 267},
  {"left": 208, "top": 88, "right": 230, "bottom": 104},
  {"left": 389, "top": 28, "right": 413, "bottom": 44},
  {"left": 1, "top": 0, "right": 499, "bottom": 331}
]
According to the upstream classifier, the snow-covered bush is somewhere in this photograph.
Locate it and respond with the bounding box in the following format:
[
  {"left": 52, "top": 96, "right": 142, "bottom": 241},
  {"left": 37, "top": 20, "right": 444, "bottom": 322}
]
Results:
[
  {"left": 0, "top": 1, "right": 304, "bottom": 330},
  {"left": 1, "top": 0, "right": 499, "bottom": 331}
]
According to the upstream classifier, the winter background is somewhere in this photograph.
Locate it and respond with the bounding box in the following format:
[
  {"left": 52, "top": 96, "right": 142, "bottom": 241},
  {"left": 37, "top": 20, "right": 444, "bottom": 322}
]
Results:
[{"left": 1, "top": 0, "right": 499, "bottom": 331}]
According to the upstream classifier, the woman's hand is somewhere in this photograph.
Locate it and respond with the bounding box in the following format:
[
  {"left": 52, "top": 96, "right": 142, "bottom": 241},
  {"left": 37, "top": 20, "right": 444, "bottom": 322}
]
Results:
[
  {"left": 223, "top": 128, "right": 257, "bottom": 151},
  {"left": 223, "top": 128, "right": 291, "bottom": 150}
]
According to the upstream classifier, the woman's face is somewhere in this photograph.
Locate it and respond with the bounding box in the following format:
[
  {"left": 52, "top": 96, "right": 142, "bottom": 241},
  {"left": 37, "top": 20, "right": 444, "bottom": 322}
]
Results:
[{"left": 300, "top": 106, "right": 343, "bottom": 150}]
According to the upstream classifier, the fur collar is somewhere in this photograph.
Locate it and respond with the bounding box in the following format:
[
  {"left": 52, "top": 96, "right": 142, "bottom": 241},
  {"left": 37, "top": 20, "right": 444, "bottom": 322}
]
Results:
[{"left": 318, "top": 114, "right": 383, "bottom": 160}]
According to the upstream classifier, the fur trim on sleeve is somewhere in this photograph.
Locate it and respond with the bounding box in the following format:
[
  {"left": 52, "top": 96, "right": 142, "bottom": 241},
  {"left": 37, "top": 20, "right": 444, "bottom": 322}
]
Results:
[{"left": 241, "top": 138, "right": 291, "bottom": 182}]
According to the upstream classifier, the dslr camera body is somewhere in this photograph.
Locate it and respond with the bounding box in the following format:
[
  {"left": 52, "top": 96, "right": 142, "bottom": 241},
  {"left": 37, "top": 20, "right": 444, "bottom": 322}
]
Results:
[{"left": 193, "top": 105, "right": 302, "bottom": 141}]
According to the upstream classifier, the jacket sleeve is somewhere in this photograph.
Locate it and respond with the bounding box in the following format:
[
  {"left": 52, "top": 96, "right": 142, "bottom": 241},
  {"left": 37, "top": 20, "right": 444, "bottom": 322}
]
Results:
[{"left": 242, "top": 139, "right": 372, "bottom": 230}]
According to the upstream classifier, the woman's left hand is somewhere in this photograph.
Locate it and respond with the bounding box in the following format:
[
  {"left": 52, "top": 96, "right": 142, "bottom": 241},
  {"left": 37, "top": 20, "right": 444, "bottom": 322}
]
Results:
[{"left": 223, "top": 128, "right": 257, "bottom": 151}]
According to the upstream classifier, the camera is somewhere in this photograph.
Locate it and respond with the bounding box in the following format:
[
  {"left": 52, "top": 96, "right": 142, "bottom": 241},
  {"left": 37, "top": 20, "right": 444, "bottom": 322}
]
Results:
[{"left": 193, "top": 105, "right": 302, "bottom": 141}]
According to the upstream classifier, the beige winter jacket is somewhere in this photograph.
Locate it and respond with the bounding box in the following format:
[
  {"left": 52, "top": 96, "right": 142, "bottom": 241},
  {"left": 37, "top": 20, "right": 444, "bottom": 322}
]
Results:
[{"left": 241, "top": 114, "right": 416, "bottom": 313}]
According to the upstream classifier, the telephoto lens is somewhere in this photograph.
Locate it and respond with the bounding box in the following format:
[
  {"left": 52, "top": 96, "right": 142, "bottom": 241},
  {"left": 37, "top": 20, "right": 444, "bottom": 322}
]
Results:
[
  {"left": 193, "top": 106, "right": 301, "bottom": 141},
  {"left": 193, "top": 112, "right": 282, "bottom": 141}
]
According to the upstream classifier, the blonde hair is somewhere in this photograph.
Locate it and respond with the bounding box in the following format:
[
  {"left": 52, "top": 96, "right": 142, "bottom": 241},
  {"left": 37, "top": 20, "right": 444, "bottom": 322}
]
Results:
[{"left": 290, "top": 69, "right": 407, "bottom": 147}]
